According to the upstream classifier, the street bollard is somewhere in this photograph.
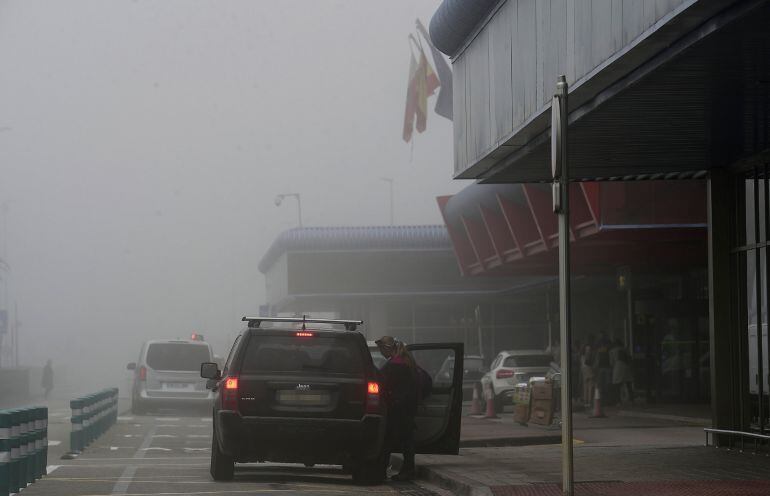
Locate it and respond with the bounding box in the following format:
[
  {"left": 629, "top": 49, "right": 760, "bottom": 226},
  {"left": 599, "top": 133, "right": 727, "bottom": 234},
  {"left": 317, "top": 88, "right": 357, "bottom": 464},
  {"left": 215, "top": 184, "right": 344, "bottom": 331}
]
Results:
[
  {"left": 41, "top": 406, "right": 48, "bottom": 475},
  {"left": 0, "top": 410, "right": 10, "bottom": 496},
  {"left": 17, "top": 409, "right": 28, "bottom": 489},
  {"left": 8, "top": 410, "right": 20, "bottom": 493},
  {"left": 65, "top": 388, "right": 119, "bottom": 458}
]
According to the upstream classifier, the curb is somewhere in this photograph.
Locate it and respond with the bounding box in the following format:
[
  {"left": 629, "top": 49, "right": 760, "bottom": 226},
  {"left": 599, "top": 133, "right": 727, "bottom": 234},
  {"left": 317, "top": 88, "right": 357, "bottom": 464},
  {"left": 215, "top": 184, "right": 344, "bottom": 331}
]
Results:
[
  {"left": 615, "top": 409, "right": 711, "bottom": 426},
  {"left": 460, "top": 434, "right": 561, "bottom": 448},
  {"left": 391, "top": 454, "right": 493, "bottom": 496}
]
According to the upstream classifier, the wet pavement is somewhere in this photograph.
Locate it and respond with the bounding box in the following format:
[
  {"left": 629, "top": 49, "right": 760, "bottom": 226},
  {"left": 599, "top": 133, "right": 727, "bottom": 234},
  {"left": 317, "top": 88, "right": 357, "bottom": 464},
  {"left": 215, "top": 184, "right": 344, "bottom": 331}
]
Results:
[{"left": 18, "top": 411, "right": 441, "bottom": 496}]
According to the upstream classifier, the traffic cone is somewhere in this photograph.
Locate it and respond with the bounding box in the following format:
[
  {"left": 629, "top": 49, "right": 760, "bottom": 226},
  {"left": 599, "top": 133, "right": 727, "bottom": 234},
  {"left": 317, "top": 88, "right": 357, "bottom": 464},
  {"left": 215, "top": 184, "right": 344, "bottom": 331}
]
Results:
[
  {"left": 469, "top": 382, "right": 483, "bottom": 416},
  {"left": 590, "top": 385, "right": 606, "bottom": 418},
  {"left": 484, "top": 382, "right": 499, "bottom": 419}
]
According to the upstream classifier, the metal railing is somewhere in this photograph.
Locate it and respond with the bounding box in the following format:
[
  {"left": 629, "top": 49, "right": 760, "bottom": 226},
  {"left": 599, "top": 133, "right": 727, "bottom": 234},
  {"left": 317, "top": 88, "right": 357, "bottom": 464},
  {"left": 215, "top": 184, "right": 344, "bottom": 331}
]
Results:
[
  {"left": 0, "top": 406, "right": 48, "bottom": 496},
  {"left": 704, "top": 427, "right": 770, "bottom": 453}
]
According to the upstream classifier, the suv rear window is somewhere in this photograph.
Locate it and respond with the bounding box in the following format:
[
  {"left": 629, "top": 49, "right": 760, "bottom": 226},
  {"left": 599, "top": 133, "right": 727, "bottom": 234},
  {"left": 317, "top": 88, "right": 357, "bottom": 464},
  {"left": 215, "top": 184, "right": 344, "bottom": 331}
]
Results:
[
  {"left": 146, "top": 343, "right": 211, "bottom": 371},
  {"left": 503, "top": 355, "right": 551, "bottom": 368},
  {"left": 241, "top": 335, "right": 363, "bottom": 375}
]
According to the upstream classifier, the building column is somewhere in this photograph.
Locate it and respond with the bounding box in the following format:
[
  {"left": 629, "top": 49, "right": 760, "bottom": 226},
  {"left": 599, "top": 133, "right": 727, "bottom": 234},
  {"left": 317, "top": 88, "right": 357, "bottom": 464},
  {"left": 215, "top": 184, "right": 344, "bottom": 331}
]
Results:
[{"left": 708, "top": 168, "right": 738, "bottom": 431}]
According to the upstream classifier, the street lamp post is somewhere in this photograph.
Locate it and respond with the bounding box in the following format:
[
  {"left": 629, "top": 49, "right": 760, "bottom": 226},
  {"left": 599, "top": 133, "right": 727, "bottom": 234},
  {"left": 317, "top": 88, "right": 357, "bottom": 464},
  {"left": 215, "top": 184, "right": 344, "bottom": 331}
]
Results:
[
  {"left": 379, "top": 178, "right": 394, "bottom": 226},
  {"left": 274, "top": 193, "right": 303, "bottom": 228},
  {"left": 552, "top": 75, "right": 573, "bottom": 496}
]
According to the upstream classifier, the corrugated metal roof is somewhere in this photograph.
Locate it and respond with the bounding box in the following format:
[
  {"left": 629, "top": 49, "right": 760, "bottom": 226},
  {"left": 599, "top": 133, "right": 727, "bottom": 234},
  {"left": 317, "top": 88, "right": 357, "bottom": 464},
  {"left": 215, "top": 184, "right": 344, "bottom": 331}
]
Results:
[{"left": 258, "top": 225, "right": 451, "bottom": 273}]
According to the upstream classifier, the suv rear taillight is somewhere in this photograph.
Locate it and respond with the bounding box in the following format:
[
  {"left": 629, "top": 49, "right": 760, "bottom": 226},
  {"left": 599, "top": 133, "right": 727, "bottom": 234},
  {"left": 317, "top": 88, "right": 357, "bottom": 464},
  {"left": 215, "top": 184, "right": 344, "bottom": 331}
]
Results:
[
  {"left": 138, "top": 366, "right": 147, "bottom": 381},
  {"left": 496, "top": 369, "right": 514, "bottom": 379},
  {"left": 365, "top": 381, "right": 380, "bottom": 414},
  {"left": 222, "top": 376, "right": 239, "bottom": 410}
]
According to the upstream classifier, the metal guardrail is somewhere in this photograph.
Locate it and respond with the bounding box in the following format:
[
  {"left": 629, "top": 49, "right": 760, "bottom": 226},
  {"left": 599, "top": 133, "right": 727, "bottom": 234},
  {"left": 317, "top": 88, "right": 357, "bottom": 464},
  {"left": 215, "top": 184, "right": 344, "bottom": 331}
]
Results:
[
  {"left": 65, "top": 388, "right": 118, "bottom": 457},
  {"left": 0, "top": 406, "right": 48, "bottom": 496},
  {"left": 704, "top": 427, "right": 770, "bottom": 453}
]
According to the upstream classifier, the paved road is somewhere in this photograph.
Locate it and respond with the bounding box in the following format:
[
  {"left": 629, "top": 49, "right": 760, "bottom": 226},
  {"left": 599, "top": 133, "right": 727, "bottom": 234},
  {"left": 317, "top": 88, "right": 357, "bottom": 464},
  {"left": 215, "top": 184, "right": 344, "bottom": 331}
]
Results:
[{"left": 20, "top": 412, "right": 440, "bottom": 496}]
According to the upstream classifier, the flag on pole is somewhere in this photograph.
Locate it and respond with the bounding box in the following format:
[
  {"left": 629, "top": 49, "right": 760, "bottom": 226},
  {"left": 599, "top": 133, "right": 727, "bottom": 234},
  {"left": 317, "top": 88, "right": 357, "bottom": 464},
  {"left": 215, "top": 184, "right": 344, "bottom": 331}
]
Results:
[
  {"left": 416, "top": 18, "right": 452, "bottom": 120},
  {"left": 402, "top": 51, "right": 419, "bottom": 142},
  {"left": 415, "top": 48, "right": 440, "bottom": 133}
]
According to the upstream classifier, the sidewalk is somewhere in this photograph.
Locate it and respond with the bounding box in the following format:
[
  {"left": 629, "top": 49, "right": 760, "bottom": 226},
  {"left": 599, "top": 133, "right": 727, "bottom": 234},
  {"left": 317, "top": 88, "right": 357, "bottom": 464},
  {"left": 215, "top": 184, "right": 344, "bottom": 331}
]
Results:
[{"left": 417, "top": 407, "right": 762, "bottom": 495}]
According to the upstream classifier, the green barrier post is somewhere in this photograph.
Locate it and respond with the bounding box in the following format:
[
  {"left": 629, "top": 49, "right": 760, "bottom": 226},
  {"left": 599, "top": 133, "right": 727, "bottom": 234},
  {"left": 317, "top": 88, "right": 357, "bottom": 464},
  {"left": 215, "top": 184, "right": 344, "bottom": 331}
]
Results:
[{"left": 0, "top": 410, "right": 10, "bottom": 496}]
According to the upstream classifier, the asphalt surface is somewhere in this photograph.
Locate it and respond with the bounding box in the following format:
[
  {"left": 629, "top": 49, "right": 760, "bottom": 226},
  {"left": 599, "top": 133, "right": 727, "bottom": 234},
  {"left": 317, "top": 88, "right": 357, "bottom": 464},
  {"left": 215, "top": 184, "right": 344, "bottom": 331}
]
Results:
[{"left": 18, "top": 410, "right": 441, "bottom": 496}]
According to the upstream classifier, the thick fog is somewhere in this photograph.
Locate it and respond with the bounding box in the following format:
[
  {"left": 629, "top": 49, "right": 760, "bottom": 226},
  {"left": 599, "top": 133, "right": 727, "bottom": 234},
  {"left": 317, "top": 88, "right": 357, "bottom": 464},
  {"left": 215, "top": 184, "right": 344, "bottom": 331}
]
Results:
[{"left": 0, "top": 1, "right": 463, "bottom": 393}]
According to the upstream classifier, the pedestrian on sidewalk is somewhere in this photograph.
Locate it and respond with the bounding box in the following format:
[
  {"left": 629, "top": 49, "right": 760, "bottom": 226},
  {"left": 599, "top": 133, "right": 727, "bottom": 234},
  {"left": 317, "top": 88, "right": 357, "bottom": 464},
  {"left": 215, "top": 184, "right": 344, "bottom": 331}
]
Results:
[
  {"left": 580, "top": 343, "right": 595, "bottom": 409},
  {"left": 376, "top": 335, "right": 419, "bottom": 481},
  {"left": 611, "top": 339, "right": 634, "bottom": 405},
  {"left": 42, "top": 359, "right": 54, "bottom": 400},
  {"left": 593, "top": 333, "right": 612, "bottom": 407}
]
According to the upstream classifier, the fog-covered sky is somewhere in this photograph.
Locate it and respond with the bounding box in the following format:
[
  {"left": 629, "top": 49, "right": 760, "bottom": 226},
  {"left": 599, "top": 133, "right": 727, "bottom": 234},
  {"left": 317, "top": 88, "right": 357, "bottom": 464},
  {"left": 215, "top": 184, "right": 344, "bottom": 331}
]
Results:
[{"left": 0, "top": 0, "right": 464, "bottom": 387}]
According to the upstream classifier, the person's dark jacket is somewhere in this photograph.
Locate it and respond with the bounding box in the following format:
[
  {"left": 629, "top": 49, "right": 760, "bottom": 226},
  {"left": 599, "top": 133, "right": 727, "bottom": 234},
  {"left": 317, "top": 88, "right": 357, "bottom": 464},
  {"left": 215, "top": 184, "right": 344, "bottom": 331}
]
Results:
[{"left": 381, "top": 355, "right": 419, "bottom": 416}]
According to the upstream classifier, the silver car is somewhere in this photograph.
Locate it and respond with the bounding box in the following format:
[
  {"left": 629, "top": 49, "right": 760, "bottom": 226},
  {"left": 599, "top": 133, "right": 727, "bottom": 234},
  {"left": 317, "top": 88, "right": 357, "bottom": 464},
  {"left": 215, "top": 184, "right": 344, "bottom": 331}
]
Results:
[{"left": 127, "top": 339, "right": 216, "bottom": 414}]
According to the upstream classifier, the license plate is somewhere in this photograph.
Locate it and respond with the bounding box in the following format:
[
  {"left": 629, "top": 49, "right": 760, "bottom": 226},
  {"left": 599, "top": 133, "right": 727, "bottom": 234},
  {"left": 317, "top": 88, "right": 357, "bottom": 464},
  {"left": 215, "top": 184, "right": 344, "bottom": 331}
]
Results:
[
  {"left": 162, "top": 382, "right": 193, "bottom": 390},
  {"left": 276, "top": 390, "right": 330, "bottom": 406}
]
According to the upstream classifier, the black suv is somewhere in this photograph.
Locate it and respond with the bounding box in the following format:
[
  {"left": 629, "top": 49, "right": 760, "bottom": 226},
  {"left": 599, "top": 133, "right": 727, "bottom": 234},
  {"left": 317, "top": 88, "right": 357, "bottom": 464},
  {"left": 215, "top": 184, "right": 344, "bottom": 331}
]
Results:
[{"left": 201, "top": 316, "right": 464, "bottom": 484}]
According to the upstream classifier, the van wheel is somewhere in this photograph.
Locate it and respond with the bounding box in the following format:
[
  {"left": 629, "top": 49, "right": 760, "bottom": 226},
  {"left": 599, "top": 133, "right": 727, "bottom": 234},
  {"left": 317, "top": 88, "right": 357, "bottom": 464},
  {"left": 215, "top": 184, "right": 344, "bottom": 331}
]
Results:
[
  {"left": 131, "top": 397, "right": 146, "bottom": 415},
  {"left": 494, "top": 394, "right": 507, "bottom": 413},
  {"left": 351, "top": 452, "right": 387, "bottom": 485},
  {"left": 210, "top": 428, "right": 234, "bottom": 481}
]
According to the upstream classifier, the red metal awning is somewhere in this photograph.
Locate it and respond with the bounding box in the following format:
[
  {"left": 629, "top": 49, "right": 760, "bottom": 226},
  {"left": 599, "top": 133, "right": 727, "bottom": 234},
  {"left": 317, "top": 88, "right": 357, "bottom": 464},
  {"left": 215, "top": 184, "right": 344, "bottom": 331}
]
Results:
[{"left": 437, "top": 181, "right": 707, "bottom": 277}]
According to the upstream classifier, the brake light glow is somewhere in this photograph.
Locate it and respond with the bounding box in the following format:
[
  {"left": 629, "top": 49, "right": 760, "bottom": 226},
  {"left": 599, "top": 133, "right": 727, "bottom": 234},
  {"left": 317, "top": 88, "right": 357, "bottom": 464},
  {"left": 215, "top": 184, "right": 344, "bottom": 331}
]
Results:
[
  {"left": 139, "top": 366, "right": 147, "bottom": 381},
  {"left": 365, "top": 381, "right": 381, "bottom": 414},
  {"left": 496, "top": 369, "right": 514, "bottom": 379},
  {"left": 295, "top": 331, "right": 314, "bottom": 337},
  {"left": 222, "top": 376, "right": 239, "bottom": 410}
]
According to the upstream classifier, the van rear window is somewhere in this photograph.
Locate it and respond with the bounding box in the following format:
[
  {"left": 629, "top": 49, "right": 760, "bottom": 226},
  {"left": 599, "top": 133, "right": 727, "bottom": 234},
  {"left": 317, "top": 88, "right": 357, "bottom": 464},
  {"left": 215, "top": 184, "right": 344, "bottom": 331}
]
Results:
[
  {"left": 241, "top": 335, "right": 363, "bottom": 375},
  {"left": 146, "top": 343, "right": 211, "bottom": 371}
]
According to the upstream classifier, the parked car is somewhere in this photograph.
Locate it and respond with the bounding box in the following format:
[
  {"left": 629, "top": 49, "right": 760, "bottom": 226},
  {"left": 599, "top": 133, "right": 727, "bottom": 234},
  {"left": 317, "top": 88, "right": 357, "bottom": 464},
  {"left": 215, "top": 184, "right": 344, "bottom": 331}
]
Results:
[
  {"left": 481, "top": 350, "right": 552, "bottom": 411},
  {"left": 127, "top": 337, "right": 216, "bottom": 414},
  {"left": 201, "top": 316, "right": 464, "bottom": 484},
  {"left": 436, "top": 355, "right": 487, "bottom": 400}
]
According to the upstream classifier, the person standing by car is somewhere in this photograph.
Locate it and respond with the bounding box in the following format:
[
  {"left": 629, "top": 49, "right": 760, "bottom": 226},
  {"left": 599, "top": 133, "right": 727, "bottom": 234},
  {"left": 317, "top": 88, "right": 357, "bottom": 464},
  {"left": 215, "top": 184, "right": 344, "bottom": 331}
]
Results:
[
  {"left": 42, "top": 359, "right": 54, "bottom": 400},
  {"left": 375, "top": 335, "right": 419, "bottom": 481}
]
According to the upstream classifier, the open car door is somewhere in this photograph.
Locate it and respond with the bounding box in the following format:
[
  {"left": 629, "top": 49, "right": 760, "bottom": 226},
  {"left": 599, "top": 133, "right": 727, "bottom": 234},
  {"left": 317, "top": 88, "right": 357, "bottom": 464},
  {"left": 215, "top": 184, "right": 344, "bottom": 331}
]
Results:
[{"left": 408, "top": 343, "right": 464, "bottom": 455}]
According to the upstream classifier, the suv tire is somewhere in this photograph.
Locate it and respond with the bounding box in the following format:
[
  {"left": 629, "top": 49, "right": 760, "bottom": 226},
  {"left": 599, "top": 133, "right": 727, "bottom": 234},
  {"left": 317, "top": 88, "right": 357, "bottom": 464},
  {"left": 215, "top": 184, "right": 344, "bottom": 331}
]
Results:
[
  {"left": 351, "top": 452, "right": 387, "bottom": 485},
  {"left": 210, "top": 426, "right": 234, "bottom": 481}
]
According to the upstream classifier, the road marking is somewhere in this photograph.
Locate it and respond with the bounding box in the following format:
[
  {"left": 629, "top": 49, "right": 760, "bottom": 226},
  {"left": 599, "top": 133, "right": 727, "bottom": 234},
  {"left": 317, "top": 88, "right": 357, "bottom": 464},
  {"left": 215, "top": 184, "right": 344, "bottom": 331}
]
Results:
[
  {"left": 152, "top": 434, "right": 176, "bottom": 438},
  {"left": 117, "top": 416, "right": 135, "bottom": 421},
  {"left": 111, "top": 424, "right": 157, "bottom": 495},
  {"left": 182, "top": 447, "right": 209, "bottom": 452},
  {"left": 200, "top": 417, "right": 209, "bottom": 422},
  {"left": 187, "top": 434, "right": 209, "bottom": 438},
  {"left": 46, "top": 465, "right": 61, "bottom": 474},
  {"left": 155, "top": 417, "right": 179, "bottom": 421},
  {"left": 110, "top": 447, "right": 119, "bottom": 451},
  {"left": 141, "top": 447, "right": 172, "bottom": 451},
  {"left": 47, "top": 440, "right": 61, "bottom": 446},
  {"left": 156, "top": 424, "right": 180, "bottom": 428},
  {"left": 186, "top": 424, "right": 206, "bottom": 428}
]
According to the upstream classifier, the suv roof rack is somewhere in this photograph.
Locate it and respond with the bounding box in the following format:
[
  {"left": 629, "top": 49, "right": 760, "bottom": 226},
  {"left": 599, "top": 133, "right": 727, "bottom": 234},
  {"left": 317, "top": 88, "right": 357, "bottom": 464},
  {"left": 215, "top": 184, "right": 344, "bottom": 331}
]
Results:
[{"left": 242, "top": 316, "right": 364, "bottom": 332}]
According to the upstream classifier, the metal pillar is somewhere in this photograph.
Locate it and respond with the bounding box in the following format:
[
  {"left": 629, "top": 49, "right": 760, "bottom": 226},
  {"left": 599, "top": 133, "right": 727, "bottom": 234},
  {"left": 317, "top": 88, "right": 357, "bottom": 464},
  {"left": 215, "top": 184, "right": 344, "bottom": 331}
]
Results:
[{"left": 552, "top": 75, "right": 573, "bottom": 496}]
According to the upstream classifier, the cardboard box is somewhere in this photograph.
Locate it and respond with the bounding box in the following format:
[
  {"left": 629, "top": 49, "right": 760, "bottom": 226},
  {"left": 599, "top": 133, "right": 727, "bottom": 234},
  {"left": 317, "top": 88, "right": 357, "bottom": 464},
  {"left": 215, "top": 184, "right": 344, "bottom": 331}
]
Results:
[
  {"left": 529, "top": 398, "right": 554, "bottom": 425},
  {"left": 513, "top": 403, "right": 530, "bottom": 424},
  {"left": 531, "top": 381, "right": 553, "bottom": 400}
]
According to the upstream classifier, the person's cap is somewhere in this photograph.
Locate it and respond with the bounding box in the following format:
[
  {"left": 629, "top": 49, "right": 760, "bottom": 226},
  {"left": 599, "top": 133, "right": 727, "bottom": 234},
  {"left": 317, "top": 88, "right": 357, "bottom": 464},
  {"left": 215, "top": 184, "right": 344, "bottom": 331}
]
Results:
[{"left": 375, "top": 336, "right": 395, "bottom": 347}]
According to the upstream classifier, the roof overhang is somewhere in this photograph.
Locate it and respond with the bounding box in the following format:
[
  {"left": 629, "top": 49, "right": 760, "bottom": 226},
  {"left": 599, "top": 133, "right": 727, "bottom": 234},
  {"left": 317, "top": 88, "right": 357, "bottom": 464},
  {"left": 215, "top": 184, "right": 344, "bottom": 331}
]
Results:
[{"left": 468, "top": 0, "right": 770, "bottom": 183}]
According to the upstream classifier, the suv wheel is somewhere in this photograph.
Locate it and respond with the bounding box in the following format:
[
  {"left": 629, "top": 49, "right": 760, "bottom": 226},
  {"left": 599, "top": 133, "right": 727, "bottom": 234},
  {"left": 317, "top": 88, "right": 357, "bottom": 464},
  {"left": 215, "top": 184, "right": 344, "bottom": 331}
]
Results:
[
  {"left": 210, "top": 426, "right": 234, "bottom": 481},
  {"left": 351, "top": 452, "right": 387, "bottom": 485}
]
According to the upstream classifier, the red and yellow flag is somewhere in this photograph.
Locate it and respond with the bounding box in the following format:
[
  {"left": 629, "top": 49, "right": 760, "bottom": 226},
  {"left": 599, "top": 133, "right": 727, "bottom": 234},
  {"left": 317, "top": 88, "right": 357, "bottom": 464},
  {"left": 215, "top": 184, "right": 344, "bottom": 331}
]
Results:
[{"left": 403, "top": 46, "right": 441, "bottom": 142}]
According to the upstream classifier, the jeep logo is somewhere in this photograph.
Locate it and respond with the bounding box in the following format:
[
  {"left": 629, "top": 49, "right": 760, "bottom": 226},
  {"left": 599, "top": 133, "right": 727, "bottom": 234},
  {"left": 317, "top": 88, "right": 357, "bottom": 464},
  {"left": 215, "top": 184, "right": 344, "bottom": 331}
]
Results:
[{"left": 296, "top": 384, "right": 311, "bottom": 391}]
